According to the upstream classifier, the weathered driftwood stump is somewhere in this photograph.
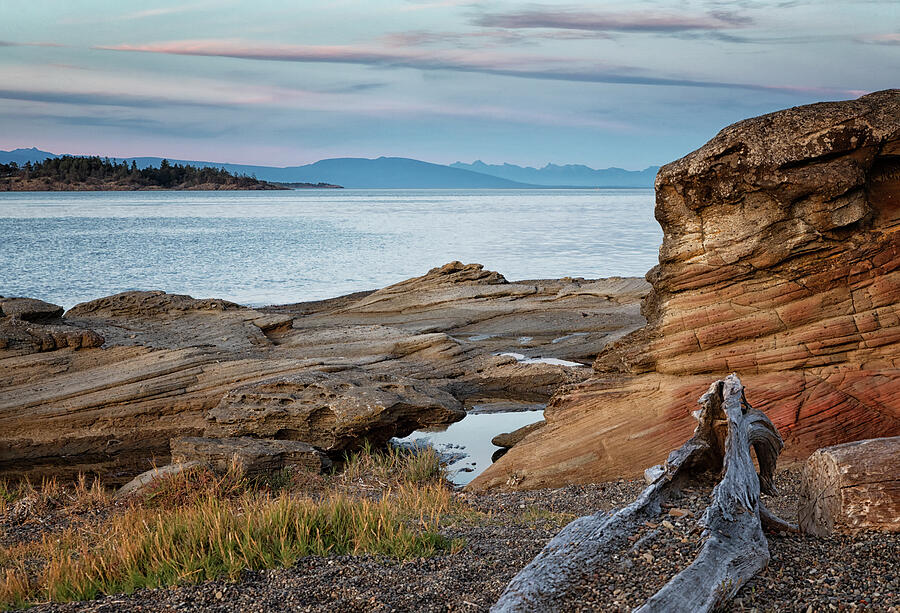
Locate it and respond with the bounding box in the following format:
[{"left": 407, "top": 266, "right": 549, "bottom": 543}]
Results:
[
  {"left": 799, "top": 436, "right": 900, "bottom": 536},
  {"left": 492, "top": 374, "right": 794, "bottom": 612}
]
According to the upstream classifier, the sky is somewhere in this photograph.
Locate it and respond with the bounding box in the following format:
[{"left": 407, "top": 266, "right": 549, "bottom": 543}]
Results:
[{"left": 0, "top": 0, "right": 897, "bottom": 169}]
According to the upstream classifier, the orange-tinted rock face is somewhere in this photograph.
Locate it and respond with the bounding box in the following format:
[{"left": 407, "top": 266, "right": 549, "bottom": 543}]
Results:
[{"left": 471, "top": 89, "right": 900, "bottom": 491}]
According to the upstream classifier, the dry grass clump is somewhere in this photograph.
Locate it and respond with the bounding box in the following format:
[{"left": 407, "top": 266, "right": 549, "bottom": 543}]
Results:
[
  {"left": 0, "top": 446, "right": 460, "bottom": 610},
  {"left": 137, "top": 463, "right": 248, "bottom": 509},
  {"left": 338, "top": 442, "right": 444, "bottom": 488},
  {"left": 0, "top": 474, "right": 108, "bottom": 521}
]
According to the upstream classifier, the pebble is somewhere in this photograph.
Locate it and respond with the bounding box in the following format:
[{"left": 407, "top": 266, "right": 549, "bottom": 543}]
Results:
[{"left": 10, "top": 470, "right": 898, "bottom": 612}]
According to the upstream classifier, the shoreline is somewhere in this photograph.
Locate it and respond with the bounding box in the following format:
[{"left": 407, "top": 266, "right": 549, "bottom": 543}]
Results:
[
  {"left": 0, "top": 183, "right": 288, "bottom": 192},
  {"left": 3, "top": 90, "right": 897, "bottom": 613},
  {"left": 0, "top": 185, "right": 656, "bottom": 192},
  {"left": 0, "top": 264, "right": 650, "bottom": 485}
]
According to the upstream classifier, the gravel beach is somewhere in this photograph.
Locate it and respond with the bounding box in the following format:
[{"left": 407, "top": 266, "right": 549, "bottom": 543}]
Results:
[{"left": 6, "top": 468, "right": 897, "bottom": 613}]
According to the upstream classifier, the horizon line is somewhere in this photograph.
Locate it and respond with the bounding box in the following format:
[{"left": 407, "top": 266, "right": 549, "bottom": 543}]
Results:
[{"left": 0, "top": 147, "right": 663, "bottom": 173}]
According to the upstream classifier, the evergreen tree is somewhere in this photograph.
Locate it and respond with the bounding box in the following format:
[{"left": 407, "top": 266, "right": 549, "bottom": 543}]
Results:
[{"left": 2, "top": 156, "right": 269, "bottom": 189}]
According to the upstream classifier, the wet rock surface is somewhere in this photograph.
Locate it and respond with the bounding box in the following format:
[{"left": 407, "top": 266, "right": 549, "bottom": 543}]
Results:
[
  {"left": 474, "top": 89, "right": 900, "bottom": 491},
  {"left": 0, "top": 264, "right": 647, "bottom": 483}
]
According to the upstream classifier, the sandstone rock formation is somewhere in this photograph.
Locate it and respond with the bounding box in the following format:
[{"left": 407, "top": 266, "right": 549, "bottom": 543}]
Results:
[
  {"left": 1, "top": 265, "right": 647, "bottom": 483},
  {"left": 490, "top": 420, "right": 546, "bottom": 462},
  {"left": 0, "top": 297, "right": 104, "bottom": 353},
  {"left": 117, "top": 437, "right": 333, "bottom": 498},
  {"left": 0, "top": 297, "right": 64, "bottom": 321},
  {"left": 491, "top": 420, "right": 546, "bottom": 449},
  {"left": 472, "top": 89, "right": 900, "bottom": 490},
  {"left": 205, "top": 372, "right": 465, "bottom": 450},
  {"left": 170, "top": 437, "right": 332, "bottom": 476}
]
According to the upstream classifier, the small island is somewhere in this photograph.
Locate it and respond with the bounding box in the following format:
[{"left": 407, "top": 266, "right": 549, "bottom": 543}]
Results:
[
  {"left": 276, "top": 181, "right": 344, "bottom": 189},
  {"left": 0, "top": 156, "right": 288, "bottom": 191}
]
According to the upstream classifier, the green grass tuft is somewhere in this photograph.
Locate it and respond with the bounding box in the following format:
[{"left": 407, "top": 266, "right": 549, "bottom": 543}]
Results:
[
  {"left": 339, "top": 442, "right": 445, "bottom": 487},
  {"left": 0, "top": 446, "right": 458, "bottom": 610},
  {"left": 37, "top": 490, "right": 450, "bottom": 605}
]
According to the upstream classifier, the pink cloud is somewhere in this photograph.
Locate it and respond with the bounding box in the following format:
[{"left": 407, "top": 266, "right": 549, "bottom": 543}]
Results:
[
  {"left": 96, "top": 39, "right": 862, "bottom": 97},
  {"left": 96, "top": 39, "right": 615, "bottom": 74},
  {"left": 857, "top": 33, "right": 900, "bottom": 45}
]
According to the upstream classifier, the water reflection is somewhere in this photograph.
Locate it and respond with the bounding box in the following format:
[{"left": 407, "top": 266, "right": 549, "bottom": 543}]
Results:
[{"left": 394, "top": 409, "right": 545, "bottom": 486}]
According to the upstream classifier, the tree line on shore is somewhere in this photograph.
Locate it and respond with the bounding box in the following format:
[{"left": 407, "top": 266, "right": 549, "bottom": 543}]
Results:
[{"left": 0, "top": 156, "right": 270, "bottom": 189}]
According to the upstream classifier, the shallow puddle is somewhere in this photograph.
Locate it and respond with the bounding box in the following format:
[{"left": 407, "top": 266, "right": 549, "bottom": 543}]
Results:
[{"left": 394, "top": 408, "right": 545, "bottom": 486}]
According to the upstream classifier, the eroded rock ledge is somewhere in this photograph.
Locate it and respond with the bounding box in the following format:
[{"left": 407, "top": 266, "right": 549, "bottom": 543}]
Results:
[
  {"left": 472, "top": 89, "right": 900, "bottom": 491},
  {"left": 0, "top": 263, "right": 648, "bottom": 482}
]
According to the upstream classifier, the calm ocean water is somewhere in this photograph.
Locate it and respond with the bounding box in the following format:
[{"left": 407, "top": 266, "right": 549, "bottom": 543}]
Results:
[
  {"left": 2, "top": 188, "right": 660, "bottom": 481},
  {"left": 0, "top": 189, "right": 660, "bottom": 309}
]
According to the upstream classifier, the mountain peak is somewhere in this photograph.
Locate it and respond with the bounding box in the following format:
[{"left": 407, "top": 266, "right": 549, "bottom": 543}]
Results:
[
  {"left": 0, "top": 149, "right": 658, "bottom": 188},
  {"left": 0, "top": 147, "right": 58, "bottom": 164},
  {"left": 450, "top": 161, "right": 657, "bottom": 187}
]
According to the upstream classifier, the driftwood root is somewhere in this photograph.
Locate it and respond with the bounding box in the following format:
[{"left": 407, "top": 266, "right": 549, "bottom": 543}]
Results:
[{"left": 492, "top": 373, "right": 793, "bottom": 613}]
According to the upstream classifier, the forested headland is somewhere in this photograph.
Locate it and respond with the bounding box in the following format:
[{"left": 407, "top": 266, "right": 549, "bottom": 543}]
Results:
[{"left": 0, "top": 156, "right": 286, "bottom": 191}]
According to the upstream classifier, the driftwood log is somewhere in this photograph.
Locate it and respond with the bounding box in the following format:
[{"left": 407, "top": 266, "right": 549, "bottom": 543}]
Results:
[
  {"left": 492, "top": 374, "right": 795, "bottom": 612},
  {"left": 799, "top": 436, "right": 900, "bottom": 536}
]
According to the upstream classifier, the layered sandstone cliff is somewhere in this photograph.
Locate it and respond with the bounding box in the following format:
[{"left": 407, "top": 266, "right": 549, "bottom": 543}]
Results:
[{"left": 471, "top": 89, "right": 900, "bottom": 490}]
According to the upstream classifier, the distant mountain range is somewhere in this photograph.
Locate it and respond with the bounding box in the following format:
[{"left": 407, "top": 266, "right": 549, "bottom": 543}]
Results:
[
  {"left": 450, "top": 160, "right": 659, "bottom": 187},
  {"left": 0, "top": 147, "right": 56, "bottom": 165},
  {"left": 0, "top": 148, "right": 657, "bottom": 189}
]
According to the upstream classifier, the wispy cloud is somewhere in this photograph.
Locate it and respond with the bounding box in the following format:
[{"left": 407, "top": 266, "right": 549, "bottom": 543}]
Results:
[
  {"left": 97, "top": 39, "right": 626, "bottom": 73},
  {"left": 0, "top": 40, "right": 66, "bottom": 48},
  {"left": 58, "top": 1, "right": 224, "bottom": 25},
  {"left": 398, "top": 0, "right": 481, "bottom": 11},
  {"left": 0, "top": 105, "right": 241, "bottom": 141},
  {"left": 383, "top": 28, "right": 628, "bottom": 47},
  {"left": 121, "top": 7, "right": 199, "bottom": 20},
  {"left": 97, "top": 39, "right": 860, "bottom": 96},
  {"left": 857, "top": 33, "right": 900, "bottom": 45},
  {"left": 0, "top": 64, "right": 315, "bottom": 111},
  {"left": 325, "top": 82, "right": 390, "bottom": 94},
  {"left": 474, "top": 7, "right": 753, "bottom": 33},
  {"left": 0, "top": 88, "right": 230, "bottom": 109},
  {"left": 668, "top": 31, "right": 848, "bottom": 44},
  {"left": 0, "top": 64, "right": 630, "bottom": 132},
  {"left": 381, "top": 29, "right": 540, "bottom": 48}
]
